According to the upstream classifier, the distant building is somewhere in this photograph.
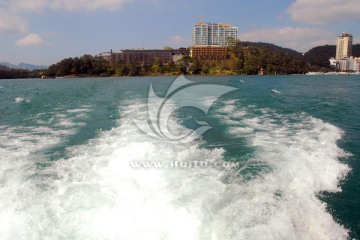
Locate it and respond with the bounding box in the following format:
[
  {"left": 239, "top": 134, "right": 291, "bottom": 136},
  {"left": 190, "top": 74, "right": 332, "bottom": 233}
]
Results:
[
  {"left": 337, "top": 57, "right": 360, "bottom": 72},
  {"left": 100, "top": 48, "right": 189, "bottom": 65},
  {"left": 330, "top": 32, "right": 356, "bottom": 70},
  {"left": 193, "top": 19, "right": 238, "bottom": 47},
  {"left": 119, "top": 49, "right": 183, "bottom": 64},
  {"left": 191, "top": 19, "right": 236, "bottom": 60},
  {"left": 339, "top": 57, "right": 350, "bottom": 71},
  {"left": 349, "top": 57, "right": 360, "bottom": 72},
  {"left": 190, "top": 46, "right": 228, "bottom": 60},
  {"left": 329, "top": 57, "right": 337, "bottom": 67},
  {"left": 336, "top": 32, "right": 353, "bottom": 61},
  {"left": 258, "top": 68, "right": 264, "bottom": 75},
  {"left": 99, "top": 51, "right": 112, "bottom": 62}
]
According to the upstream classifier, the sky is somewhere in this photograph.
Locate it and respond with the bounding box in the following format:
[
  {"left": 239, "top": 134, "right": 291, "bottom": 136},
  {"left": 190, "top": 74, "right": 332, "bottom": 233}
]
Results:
[{"left": 0, "top": 0, "right": 359, "bottom": 65}]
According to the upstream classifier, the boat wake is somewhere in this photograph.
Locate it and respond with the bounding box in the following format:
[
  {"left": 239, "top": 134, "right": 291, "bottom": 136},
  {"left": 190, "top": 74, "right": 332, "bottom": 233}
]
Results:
[{"left": 0, "top": 98, "right": 350, "bottom": 239}]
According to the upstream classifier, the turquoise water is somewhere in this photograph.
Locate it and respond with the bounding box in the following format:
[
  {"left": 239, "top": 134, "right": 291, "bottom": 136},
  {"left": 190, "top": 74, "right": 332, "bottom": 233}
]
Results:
[{"left": 0, "top": 75, "right": 359, "bottom": 239}]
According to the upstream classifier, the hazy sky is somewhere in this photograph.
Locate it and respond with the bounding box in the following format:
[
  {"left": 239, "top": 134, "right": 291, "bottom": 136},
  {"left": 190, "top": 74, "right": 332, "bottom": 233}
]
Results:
[{"left": 1, "top": 0, "right": 359, "bottom": 65}]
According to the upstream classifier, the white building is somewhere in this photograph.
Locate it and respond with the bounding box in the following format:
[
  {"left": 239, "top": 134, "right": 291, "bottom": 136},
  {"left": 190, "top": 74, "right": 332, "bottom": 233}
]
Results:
[
  {"left": 329, "top": 57, "right": 337, "bottom": 67},
  {"left": 99, "top": 51, "right": 112, "bottom": 62},
  {"left": 336, "top": 32, "right": 353, "bottom": 61},
  {"left": 349, "top": 57, "right": 360, "bottom": 72},
  {"left": 339, "top": 58, "right": 350, "bottom": 71},
  {"left": 337, "top": 57, "right": 360, "bottom": 72},
  {"left": 330, "top": 32, "right": 357, "bottom": 71},
  {"left": 193, "top": 20, "right": 238, "bottom": 47}
]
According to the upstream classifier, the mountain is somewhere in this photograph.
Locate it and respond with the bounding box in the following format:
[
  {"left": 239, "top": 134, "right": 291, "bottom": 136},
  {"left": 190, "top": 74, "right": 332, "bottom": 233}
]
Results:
[
  {"left": 239, "top": 41, "right": 303, "bottom": 58},
  {"left": 303, "top": 45, "right": 335, "bottom": 68},
  {"left": 303, "top": 44, "right": 360, "bottom": 68},
  {"left": 0, "top": 62, "right": 48, "bottom": 70},
  {"left": 353, "top": 44, "right": 360, "bottom": 56},
  {"left": 0, "top": 62, "right": 17, "bottom": 69},
  {"left": 0, "top": 64, "right": 11, "bottom": 70}
]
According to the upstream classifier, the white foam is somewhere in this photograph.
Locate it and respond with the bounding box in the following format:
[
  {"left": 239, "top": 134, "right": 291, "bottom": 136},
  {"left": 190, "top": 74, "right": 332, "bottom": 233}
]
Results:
[
  {"left": 54, "top": 106, "right": 91, "bottom": 128},
  {"left": 67, "top": 108, "right": 91, "bottom": 113},
  {"left": 272, "top": 89, "right": 281, "bottom": 94},
  {"left": 0, "top": 104, "right": 94, "bottom": 239},
  {"left": 0, "top": 124, "right": 71, "bottom": 239},
  {"left": 216, "top": 101, "right": 350, "bottom": 239},
  {"left": 0, "top": 100, "right": 350, "bottom": 240},
  {"left": 15, "top": 97, "right": 30, "bottom": 103}
]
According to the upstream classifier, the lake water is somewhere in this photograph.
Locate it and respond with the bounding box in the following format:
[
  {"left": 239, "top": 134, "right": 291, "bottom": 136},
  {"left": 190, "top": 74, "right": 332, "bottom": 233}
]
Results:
[{"left": 0, "top": 75, "right": 359, "bottom": 239}]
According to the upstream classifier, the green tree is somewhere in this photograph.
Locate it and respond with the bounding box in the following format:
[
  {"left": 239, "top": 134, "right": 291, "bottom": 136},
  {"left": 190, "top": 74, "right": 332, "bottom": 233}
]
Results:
[{"left": 190, "top": 59, "right": 202, "bottom": 74}]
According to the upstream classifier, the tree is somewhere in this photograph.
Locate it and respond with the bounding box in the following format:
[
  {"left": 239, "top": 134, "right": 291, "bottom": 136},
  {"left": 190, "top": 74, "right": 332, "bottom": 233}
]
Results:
[
  {"left": 177, "top": 55, "right": 193, "bottom": 73},
  {"left": 190, "top": 59, "right": 202, "bottom": 74}
]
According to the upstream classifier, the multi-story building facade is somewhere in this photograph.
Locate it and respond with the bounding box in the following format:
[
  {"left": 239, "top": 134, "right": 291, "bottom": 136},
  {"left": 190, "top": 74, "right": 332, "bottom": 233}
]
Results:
[
  {"left": 98, "top": 51, "right": 112, "bottom": 62},
  {"left": 192, "top": 20, "right": 237, "bottom": 60},
  {"left": 349, "top": 57, "right": 360, "bottom": 72},
  {"left": 339, "top": 58, "right": 350, "bottom": 71},
  {"left": 193, "top": 21, "right": 238, "bottom": 47},
  {"left": 336, "top": 32, "right": 353, "bottom": 61},
  {"left": 337, "top": 57, "right": 360, "bottom": 72},
  {"left": 190, "top": 46, "right": 228, "bottom": 60},
  {"left": 99, "top": 48, "right": 189, "bottom": 65}
]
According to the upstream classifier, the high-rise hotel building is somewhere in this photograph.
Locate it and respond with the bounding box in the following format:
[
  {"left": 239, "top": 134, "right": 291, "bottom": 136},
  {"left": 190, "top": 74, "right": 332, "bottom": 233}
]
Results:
[
  {"left": 193, "top": 20, "right": 238, "bottom": 47},
  {"left": 336, "top": 32, "right": 353, "bottom": 60}
]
